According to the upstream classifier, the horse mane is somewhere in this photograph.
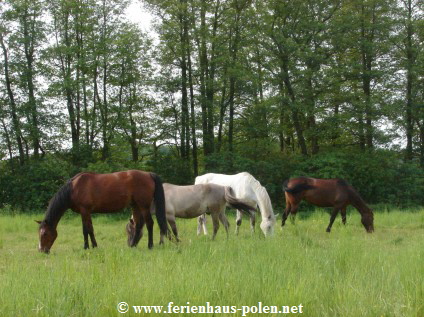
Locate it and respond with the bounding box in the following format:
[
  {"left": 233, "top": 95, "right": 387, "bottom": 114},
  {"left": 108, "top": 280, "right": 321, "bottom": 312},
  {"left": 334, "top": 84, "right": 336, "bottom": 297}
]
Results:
[
  {"left": 344, "top": 183, "right": 371, "bottom": 213},
  {"left": 43, "top": 180, "right": 73, "bottom": 226},
  {"left": 336, "top": 179, "right": 349, "bottom": 187},
  {"left": 241, "top": 173, "right": 274, "bottom": 218}
]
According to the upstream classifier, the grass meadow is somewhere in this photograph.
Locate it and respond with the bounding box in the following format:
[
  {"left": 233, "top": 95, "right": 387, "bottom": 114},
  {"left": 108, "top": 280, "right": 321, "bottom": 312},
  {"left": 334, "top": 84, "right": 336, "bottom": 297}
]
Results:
[{"left": 0, "top": 208, "right": 423, "bottom": 317}]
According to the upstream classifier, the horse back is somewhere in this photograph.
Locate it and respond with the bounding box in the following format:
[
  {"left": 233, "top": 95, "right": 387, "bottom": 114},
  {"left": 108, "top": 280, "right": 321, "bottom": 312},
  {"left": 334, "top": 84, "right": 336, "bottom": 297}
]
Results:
[
  {"left": 308, "top": 178, "right": 350, "bottom": 207},
  {"left": 71, "top": 170, "right": 154, "bottom": 212},
  {"left": 195, "top": 173, "right": 260, "bottom": 205},
  {"left": 164, "top": 183, "right": 225, "bottom": 218}
]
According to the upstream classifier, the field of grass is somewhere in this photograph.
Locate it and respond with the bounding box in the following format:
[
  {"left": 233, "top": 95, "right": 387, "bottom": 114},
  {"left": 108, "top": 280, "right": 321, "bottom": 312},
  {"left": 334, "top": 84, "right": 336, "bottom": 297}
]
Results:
[{"left": 0, "top": 208, "right": 423, "bottom": 317}]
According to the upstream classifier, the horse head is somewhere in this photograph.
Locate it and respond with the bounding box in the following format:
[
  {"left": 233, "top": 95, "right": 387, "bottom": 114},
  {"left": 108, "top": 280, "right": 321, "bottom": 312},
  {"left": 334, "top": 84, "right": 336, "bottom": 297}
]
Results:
[
  {"left": 36, "top": 220, "right": 57, "bottom": 253},
  {"left": 126, "top": 218, "right": 135, "bottom": 247},
  {"left": 260, "top": 214, "right": 277, "bottom": 236},
  {"left": 125, "top": 217, "right": 144, "bottom": 247},
  {"left": 361, "top": 211, "right": 374, "bottom": 233}
]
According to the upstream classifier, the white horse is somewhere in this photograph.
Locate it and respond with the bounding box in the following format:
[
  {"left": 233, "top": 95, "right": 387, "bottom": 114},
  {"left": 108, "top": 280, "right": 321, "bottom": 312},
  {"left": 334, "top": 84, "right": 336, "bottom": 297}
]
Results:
[
  {"left": 126, "top": 183, "right": 255, "bottom": 242},
  {"left": 195, "top": 172, "right": 277, "bottom": 236}
]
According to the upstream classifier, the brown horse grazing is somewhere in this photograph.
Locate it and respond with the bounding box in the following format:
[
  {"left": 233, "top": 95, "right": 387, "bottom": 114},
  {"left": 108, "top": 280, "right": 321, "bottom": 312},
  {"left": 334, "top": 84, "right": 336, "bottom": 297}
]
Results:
[
  {"left": 36, "top": 170, "right": 168, "bottom": 253},
  {"left": 282, "top": 177, "right": 374, "bottom": 233}
]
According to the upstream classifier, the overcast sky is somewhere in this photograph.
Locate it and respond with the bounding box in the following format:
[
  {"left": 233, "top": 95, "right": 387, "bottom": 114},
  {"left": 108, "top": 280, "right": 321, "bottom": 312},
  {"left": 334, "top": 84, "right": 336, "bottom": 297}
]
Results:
[{"left": 125, "top": 1, "right": 153, "bottom": 32}]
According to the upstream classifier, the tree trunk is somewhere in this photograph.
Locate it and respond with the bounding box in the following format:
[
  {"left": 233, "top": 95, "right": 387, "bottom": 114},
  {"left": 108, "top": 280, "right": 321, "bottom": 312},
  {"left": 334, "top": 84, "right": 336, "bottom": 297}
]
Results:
[
  {"left": 198, "top": 0, "right": 209, "bottom": 156},
  {"left": 306, "top": 72, "right": 319, "bottom": 154},
  {"left": 187, "top": 36, "right": 198, "bottom": 176},
  {"left": 0, "top": 33, "right": 25, "bottom": 165},
  {"left": 420, "top": 124, "right": 424, "bottom": 167},
  {"left": 278, "top": 82, "right": 286, "bottom": 152},
  {"left": 179, "top": 0, "right": 190, "bottom": 160},
  {"left": 280, "top": 61, "right": 308, "bottom": 156},
  {"left": 361, "top": 3, "right": 374, "bottom": 149},
  {"left": 22, "top": 7, "right": 41, "bottom": 158},
  {"left": 217, "top": 76, "right": 228, "bottom": 152},
  {"left": 1, "top": 118, "right": 14, "bottom": 169},
  {"left": 404, "top": 0, "right": 415, "bottom": 160}
]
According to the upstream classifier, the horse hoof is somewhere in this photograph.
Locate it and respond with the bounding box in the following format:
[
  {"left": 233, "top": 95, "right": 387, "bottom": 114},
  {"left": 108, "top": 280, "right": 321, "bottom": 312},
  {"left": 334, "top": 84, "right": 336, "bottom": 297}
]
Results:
[{"left": 326, "top": 228, "right": 331, "bottom": 233}]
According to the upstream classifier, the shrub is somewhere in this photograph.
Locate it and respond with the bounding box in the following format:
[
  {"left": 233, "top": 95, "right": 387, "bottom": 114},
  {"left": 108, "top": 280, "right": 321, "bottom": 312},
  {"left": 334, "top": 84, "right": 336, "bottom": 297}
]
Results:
[{"left": 0, "top": 156, "right": 72, "bottom": 211}]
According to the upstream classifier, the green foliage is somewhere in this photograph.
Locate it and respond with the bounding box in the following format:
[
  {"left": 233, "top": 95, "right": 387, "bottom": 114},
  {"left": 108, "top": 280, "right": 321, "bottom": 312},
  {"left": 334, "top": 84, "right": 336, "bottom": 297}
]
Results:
[
  {"left": 205, "top": 151, "right": 297, "bottom": 206},
  {"left": 0, "top": 146, "right": 422, "bottom": 211},
  {"left": 148, "top": 148, "right": 193, "bottom": 185},
  {"left": 204, "top": 149, "right": 424, "bottom": 208},
  {"left": 83, "top": 160, "right": 127, "bottom": 174},
  {"left": 0, "top": 156, "right": 72, "bottom": 211},
  {"left": 293, "top": 149, "right": 424, "bottom": 206}
]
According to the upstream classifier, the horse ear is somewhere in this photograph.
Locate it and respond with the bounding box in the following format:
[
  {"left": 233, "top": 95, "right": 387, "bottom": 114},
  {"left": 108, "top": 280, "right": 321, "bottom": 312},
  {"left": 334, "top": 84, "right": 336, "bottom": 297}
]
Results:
[{"left": 35, "top": 220, "right": 42, "bottom": 224}]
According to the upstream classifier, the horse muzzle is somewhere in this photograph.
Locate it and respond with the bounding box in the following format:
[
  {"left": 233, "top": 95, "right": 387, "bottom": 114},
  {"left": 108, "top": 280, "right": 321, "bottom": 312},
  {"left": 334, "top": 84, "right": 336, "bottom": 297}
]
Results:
[{"left": 38, "top": 246, "right": 50, "bottom": 254}]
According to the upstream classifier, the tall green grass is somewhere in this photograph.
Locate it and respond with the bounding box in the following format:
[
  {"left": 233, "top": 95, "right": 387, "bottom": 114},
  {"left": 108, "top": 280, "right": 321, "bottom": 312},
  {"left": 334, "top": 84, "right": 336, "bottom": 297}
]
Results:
[{"left": 0, "top": 209, "right": 423, "bottom": 316}]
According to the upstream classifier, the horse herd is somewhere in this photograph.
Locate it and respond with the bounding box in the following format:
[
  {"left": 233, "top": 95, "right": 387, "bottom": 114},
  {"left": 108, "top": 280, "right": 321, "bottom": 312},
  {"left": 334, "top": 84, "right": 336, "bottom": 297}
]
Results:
[{"left": 37, "top": 170, "right": 374, "bottom": 253}]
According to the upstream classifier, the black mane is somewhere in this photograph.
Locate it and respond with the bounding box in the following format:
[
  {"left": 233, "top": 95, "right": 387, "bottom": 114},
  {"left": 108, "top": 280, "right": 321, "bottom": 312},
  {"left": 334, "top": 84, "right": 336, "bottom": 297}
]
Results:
[{"left": 43, "top": 180, "right": 73, "bottom": 226}]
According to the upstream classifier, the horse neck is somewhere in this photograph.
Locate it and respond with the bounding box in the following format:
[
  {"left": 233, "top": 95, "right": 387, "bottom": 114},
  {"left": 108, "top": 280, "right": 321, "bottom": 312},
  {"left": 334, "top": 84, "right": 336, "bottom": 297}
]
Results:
[
  {"left": 348, "top": 189, "right": 371, "bottom": 215},
  {"left": 254, "top": 185, "right": 274, "bottom": 219},
  {"left": 44, "top": 208, "right": 66, "bottom": 229},
  {"left": 43, "top": 181, "right": 73, "bottom": 228}
]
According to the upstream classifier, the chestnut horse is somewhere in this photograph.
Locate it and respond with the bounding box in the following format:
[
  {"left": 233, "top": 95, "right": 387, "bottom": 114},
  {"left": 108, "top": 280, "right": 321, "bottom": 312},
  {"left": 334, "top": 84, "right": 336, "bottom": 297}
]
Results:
[
  {"left": 282, "top": 177, "right": 374, "bottom": 233},
  {"left": 37, "top": 170, "right": 167, "bottom": 253}
]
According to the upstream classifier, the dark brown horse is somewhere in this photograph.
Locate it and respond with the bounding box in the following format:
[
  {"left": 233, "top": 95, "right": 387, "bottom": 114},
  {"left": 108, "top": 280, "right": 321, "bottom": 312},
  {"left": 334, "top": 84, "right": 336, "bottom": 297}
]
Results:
[
  {"left": 37, "top": 170, "right": 168, "bottom": 253},
  {"left": 282, "top": 177, "right": 374, "bottom": 233}
]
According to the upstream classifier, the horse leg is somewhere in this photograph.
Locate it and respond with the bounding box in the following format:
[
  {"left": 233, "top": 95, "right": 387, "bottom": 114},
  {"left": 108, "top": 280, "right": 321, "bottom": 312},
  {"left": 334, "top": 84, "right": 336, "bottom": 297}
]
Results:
[
  {"left": 282, "top": 193, "right": 295, "bottom": 227},
  {"left": 290, "top": 210, "right": 297, "bottom": 224},
  {"left": 281, "top": 205, "right": 290, "bottom": 227},
  {"left": 81, "top": 211, "right": 97, "bottom": 249},
  {"left": 249, "top": 211, "right": 256, "bottom": 233},
  {"left": 326, "top": 207, "right": 340, "bottom": 233},
  {"left": 288, "top": 203, "right": 299, "bottom": 225},
  {"left": 197, "top": 214, "right": 208, "bottom": 236},
  {"left": 218, "top": 212, "right": 230, "bottom": 239},
  {"left": 144, "top": 210, "right": 154, "bottom": 249},
  {"left": 82, "top": 222, "right": 89, "bottom": 250},
  {"left": 159, "top": 230, "right": 164, "bottom": 245},
  {"left": 129, "top": 211, "right": 144, "bottom": 247},
  {"left": 168, "top": 217, "right": 180, "bottom": 242},
  {"left": 211, "top": 212, "right": 220, "bottom": 240},
  {"left": 341, "top": 207, "right": 347, "bottom": 225},
  {"left": 235, "top": 210, "right": 242, "bottom": 235},
  {"left": 89, "top": 229, "right": 97, "bottom": 248}
]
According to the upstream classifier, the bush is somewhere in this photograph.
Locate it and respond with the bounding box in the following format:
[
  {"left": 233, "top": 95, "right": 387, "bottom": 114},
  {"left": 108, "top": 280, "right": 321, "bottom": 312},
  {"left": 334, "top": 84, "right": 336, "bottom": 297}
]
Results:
[
  {"left": 292, "top": 149, "right": 424, "bottom": 206},
  {"left": 204, "top": 149, "right": 424, "bottom": 208},
  {"left": 1, "top": 147, "right": 422, "bottom": 213},
  {"left": 0, "top": 156, "right": 72, "bottom": 211}
]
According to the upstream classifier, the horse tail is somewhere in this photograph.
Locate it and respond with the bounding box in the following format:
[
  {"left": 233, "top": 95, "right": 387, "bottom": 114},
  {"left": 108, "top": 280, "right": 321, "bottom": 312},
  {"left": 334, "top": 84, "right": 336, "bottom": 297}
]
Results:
[
  {"left": 224, "top": 187, "right": 256, "bottom": 216},
  {"left": 283, "top": 179, "right": 314, "bottom": 194},
  {"left": 43, "top": 180, "right": 73, "bottom": 225},
  {"left": 150, "top": 173, "right": 168, "bottom": 236}
]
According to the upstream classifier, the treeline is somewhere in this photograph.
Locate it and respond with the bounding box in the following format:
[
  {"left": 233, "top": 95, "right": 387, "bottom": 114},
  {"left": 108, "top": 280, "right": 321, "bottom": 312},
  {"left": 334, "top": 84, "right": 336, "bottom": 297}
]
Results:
[{"left": 0, "top": 0, "right": 423, "bottom": 211}]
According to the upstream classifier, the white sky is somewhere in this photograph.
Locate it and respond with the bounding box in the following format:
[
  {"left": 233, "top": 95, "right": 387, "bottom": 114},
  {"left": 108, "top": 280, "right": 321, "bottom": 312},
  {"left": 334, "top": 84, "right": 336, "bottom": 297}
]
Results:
[{"left": 125, "top": 1, "right": 153, "bottom": 32}]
